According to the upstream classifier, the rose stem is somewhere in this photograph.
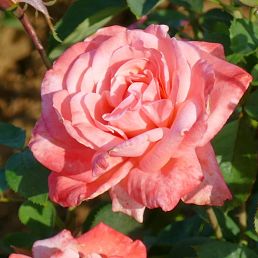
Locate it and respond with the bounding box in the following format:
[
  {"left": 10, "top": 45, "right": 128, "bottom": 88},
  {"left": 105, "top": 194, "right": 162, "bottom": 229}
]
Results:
[
  {"left": 238, "top": 203, "right": 247, "bottom": 231},
  {"left": 14, "top": 6, "right": 52, "bottom": 69},
  {"left": 238, "top": 203, "right": 248, "bottom": 244},
  {"left": 206, "top": 207, "right": 223, "bottom": 240}
]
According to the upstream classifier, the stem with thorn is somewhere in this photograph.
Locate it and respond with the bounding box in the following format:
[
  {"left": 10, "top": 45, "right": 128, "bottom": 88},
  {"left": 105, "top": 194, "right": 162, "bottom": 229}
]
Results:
[{"left": 14, "top": 6, "right": 52, "bottom": 69}]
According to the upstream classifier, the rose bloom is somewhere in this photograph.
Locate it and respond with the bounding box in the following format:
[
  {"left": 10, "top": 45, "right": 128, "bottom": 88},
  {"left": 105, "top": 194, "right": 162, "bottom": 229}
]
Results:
[
  {"left": 29, "top": 24, "right": 252, "bottom": 222},
  {"left": 9, "top": 223, "right": 146, "bottom": 258}
]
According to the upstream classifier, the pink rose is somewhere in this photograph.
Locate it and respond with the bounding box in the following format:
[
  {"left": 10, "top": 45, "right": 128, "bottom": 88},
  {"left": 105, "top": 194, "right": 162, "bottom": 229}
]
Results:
[
  {"left": 9, "top": 223, "right": 146, "bottom": 258},
  {"left": 29, "top": 24, "right": 252, "bottom": 222}
]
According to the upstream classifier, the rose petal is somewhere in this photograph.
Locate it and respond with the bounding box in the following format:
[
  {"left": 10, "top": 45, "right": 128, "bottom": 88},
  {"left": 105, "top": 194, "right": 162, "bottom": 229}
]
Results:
[
  {"left": 142, "top": 99, "right": 173, "bottom": 127},
  {"left": 32, "top": 230, "right": 79, "bottom": 258},
  {"left": 187, "top": 60, "right": 215, "bottom": 113},
  {"left": 52, "top": 91, "right": 123, "bottom": 150},
  {"left": 29, "top": 117, "right": 95, "bottom": 174},
  {"left": 85, "top": 25, "right": 127, "bottom": 43},
  {"left": 108, "top": 108, "right": 155, "bottom": 138},
  {"left": 49, "top": 160, "right": 134, "bottom": 206},
  {"left": 177, "top": 41, "right": 252, "bottom": 145},
  {"left": 42, "top": 42, "right": 89, "bottom": 95},
  {"left": 200, "top": 57, "right": 252, "bottom": 144},
  {"left": 127, "top": 150, "right": 203, "bottom": 211},
  {"left": 144, "top": 24, "right": 169, "bottom": 38},
  {"left": 110, "top": 182, "right": 145, "bottom": 223},
  {"left": 139, "top": 100, "right": 198, "bottom": 172},
  {"left": 65, "top": 52, "right": 95, "bottom": 93},
  {"left": 108, "top": 56, "right": 155, "bottom": 106},
  {"left": 169, "top": 38, "right": 192, "bottom": 104},
  {"left": 182, "top": 143, "right": 232, "bottom": 205},
  {"left": 92, "top": 151, "right": 124, "bottom": 177},
  {"left": 94, "top": 29, "right": 159, "bottom": 93},
  {"left": 109, "top": 127, "right": 167, "bottom": 157},
  {"left": 77, "top": 223, "right": 146, "bottom": 257},
  {"left": 39, "top": 42, "right": 91, "bottom": 148},
  {"left": 103, "top": 94, "right": 138, "bottom": 122},
  {"left": 190, "top": 41, "right": 225, "bottom": 59},
  {"left": 177, "top": 60, "right": 214, "bottom": 150},
  {"left": 142, "top": 77, "right": 161, "bottom": 102}
]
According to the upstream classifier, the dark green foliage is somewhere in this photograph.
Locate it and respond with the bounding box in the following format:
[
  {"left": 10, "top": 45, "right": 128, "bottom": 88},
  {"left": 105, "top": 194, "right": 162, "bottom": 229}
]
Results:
[
  {"left": 127, "top": 0, "right": 162, "bottom": 18},
  {"left": 0, "top": 168, "right": 8, "bottom": 192},
  {"left": 0, "top": 122, "right": 25, "bottom": 149},
  {"left": 18, "top": 200, "right": 56, "bottom": 237},
  {"left": 230, "top": 18, "right": 258, "bottom": 56},
  {"left": 212, "top": 117, "right": 257, "bottom": 211},
  {"left": 84, "top": 203, "right": 142, "bottom": 235},
  {"left": 196, "top": 240, "right": 258, "bottom": 258},
  {"left": 48, "top": 0, "right": 127, "bottom": 60},
  {"left": 5, "top": 149, "right": 49, "bottom": 205},
  {"left": 245, "top": 90, "right": 258, "bottom": 119},
  {"left": 201, "top": 8, "right": 232, "bottom": 54}
]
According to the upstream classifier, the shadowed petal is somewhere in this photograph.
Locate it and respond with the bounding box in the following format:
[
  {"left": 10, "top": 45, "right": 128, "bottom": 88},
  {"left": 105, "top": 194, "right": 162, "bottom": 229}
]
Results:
[
  {"left": 110, "top": 182, "right": 145, "bottom": 223},
  {"left": 32, "top": 230, "right": 79, "bottom": 258},
  {"left": 49, "top": 160, "right": 134, "bottom": 207},
  {"left": 182, "top": 143, "right": 232, "bottom": 205},
  {"left": 139, "top": 100, "right": 198, "bottom": 172},
  {"left": 29, "top": 117, "right": 95, "bottom": 174},
  {"left": 109, "top": 128, "right": 168, "bottom": 158},
  {"left": 127, "top": 150, "right": 203, "bottom": 211}
]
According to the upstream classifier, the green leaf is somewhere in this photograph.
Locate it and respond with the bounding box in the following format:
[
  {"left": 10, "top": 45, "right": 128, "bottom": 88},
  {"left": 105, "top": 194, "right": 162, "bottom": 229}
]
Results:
[
  {"left": 0, "top": 168, "right": 8, "bottom": 192},
  {"left": 245, "top": 230, "right": 258, "bottom": 242},
  {"left": 244, "top": 89, "right": 258, "bottom": 120},
  {"left": 0, "top": 122, "right": 25, "bottom": 148},
  {"left": 48, "top": 0, "right": 126, "bottom": 60},
  {"left": 196, "top": 240, "right": 258, "bottom": 258},
  {"left": 255, "top": 209, "right": 258, "bottom": 234},
  {"left": 3, "top": 232, "right": 37, "bottom": 252},
  {"left": 201, "top": 8, "right": 232, "bottom": 55},
  {"left": 148, "top": 9, "right": 187, "bottom": 33},
  {"left": 126, "top": 0, "right": 162, "bottom": 18},
  {"left": 212, "top": 116, "right": 257, "bottom": 211},
  {"left": 19, "top": 200, "right": 56, "bottom": 237},
  {"left": 152, "top": 215, "right": 208, "bottom": 249},
  {"left": 168, "top": 237, "right": 211, "bottom": 258},
  {"left": 213, "top": 208, "right": 240, "bottom": 240},
  {"left": 251, "top": 64, "right": 258, "bottom": 86},
  {"left": 145, "top": 214, "right": 211, "bottom": 256},
  {"left": 5, "top": 149, "right": 49, "bottom": 205},
  {"left": 89, "top": 203, "right": 142, "bottom": 235},
  {"left": 226, "top": 53, "right": 244, "bottom": 65},
  {"left": 247, "top": 192, "right": 258, "bottom": 235},
  {"left": 230, "top": 18, "right": 258, "bottom": 56}
]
